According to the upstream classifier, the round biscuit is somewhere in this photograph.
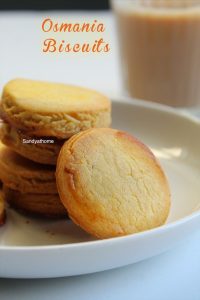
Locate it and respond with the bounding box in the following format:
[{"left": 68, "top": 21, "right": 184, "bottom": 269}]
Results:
[
  {"left": 56, "top": 128, "right": 171, "bottom": 238},
  {"left": 0, "top": 79, "right": 111, "bottom": 138}
]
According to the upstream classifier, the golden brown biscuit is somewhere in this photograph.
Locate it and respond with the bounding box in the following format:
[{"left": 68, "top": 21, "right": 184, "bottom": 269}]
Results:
[
  {"left": 3, "top": 186, "right": 66, "bottom": 219},
  {"left": 0, "top": 190, "right": 6, "bottom": 225},
  {"left": 0, "top": 142, "right": 57, "bottom": 194},
  {"left": 0, "top": 123, "right": 64, "bottom": 165},
  {"left": 56, "top": 128, "right": 170, "bottom": 239},
  {"left": 0, "top": 79, "right": 111, "bottom": 139}
]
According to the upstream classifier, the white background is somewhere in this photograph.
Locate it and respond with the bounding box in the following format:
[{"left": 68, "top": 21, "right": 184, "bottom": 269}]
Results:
[{"left": 0, "top": 12, "right": 121, "bottom": 96}]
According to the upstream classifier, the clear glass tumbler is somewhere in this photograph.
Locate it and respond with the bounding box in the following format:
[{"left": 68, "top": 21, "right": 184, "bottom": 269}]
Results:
[{"left": 111, "top": 0, "right": 200, "bottom": 107}]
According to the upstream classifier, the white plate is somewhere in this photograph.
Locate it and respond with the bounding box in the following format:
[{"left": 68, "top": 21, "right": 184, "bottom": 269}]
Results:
[{"left": 1, "top": 98, "right": 200, "bottom": 279}]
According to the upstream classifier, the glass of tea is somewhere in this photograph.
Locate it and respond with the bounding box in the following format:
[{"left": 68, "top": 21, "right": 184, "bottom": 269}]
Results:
[{"left": 111, "top": 0, "right": 200, "bottom": 107}]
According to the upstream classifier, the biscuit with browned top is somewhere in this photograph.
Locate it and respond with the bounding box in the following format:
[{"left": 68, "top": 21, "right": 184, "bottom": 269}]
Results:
[
  {"left": 0, "top": 79, "right": 111, "bottom": 139},
  {"left": 56, "top": 128, "right": 170, "bottom": 238}
]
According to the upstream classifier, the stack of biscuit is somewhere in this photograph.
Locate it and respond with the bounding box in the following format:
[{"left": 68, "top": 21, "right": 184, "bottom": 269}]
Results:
[
  {"left": 0, "top": 142, "right": 66, "bottom": 218},
  {"left": 0, "top": 79, "right": 111, "bottom": 220}
]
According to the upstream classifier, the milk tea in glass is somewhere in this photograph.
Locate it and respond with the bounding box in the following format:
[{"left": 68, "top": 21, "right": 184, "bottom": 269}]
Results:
[{"left": 112, "top": 0, "right": 200, "bottom": 107}]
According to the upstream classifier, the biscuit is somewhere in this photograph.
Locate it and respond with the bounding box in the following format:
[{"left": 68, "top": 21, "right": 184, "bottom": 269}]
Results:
[
  {"left": 0, "top": 142, "right": 57, "bottom": 194},
  {"left": 56, "top": 128, "right": 170, "bottom": 238},
  {"left": 0, "top": 79, "right": 111, "bottom": 139},
  {"left": 0, "top": 123, "right": 64, "bottom": 165},
  {"left": 0, "top": 190, "right": 6, "bottom": 225},
  {"left": 3, "top": 186, "right": 66, "bottom": 219}
]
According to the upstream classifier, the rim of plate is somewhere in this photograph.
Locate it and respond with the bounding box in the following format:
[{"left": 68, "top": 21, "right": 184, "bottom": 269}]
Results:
[{"left": 1, "top": 97, "right": 200, "bottom": 251}]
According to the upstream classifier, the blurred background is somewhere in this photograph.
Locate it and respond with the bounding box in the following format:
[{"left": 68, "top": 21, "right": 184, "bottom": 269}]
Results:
[
  {"left": 0, "top": 0, "right": 121, "bottom": 98},
  {"left": 0, "top": 0, "right": 110, "bottom": 10}
]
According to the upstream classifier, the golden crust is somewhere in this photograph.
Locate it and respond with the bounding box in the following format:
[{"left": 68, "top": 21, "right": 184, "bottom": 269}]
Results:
[
  {"left": 0, "top": 79, "right": 111, "bottom": 138},
  {"left": 3, "top": 186, "right": 66, "bottom": 219},
  {"left": 56, "top": 128, "right": 171, "bottom": 239},
  {"left": 0, "top": 123, "right": 64, "bottom": 165},
  {"left": 0, "top": 190, "right": 6, "bottom": 225},
  {"left": 0, "top": 142, "right": 57, "bottom": 194}
]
